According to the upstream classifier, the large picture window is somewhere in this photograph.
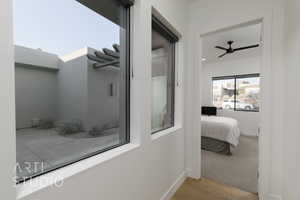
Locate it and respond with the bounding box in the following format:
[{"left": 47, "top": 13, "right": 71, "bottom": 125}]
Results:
[
  {"left": 212, "top": 74, "right": 260, "bottom": 112},
  {"left": 151, "top": 16, "right": 178, "bottom": 134},
  {"left": 13, "top": 0, "right": 132, "bottom": 183}
]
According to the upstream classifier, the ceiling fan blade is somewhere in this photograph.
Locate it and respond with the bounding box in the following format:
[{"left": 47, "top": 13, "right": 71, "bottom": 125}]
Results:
[
  {"left": 234, "top": 44, "right": 259, "bottom": 51},
  {"left": 218, "top": 52, "right": 227, "bottom": 58},
  {"left": 215, "top": 46, "right": 228, "bottom": 51}
]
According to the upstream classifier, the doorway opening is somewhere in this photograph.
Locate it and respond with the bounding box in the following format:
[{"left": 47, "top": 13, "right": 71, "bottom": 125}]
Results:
[{"left": 200, "top": 21, "right": 263, "bottom": 196}]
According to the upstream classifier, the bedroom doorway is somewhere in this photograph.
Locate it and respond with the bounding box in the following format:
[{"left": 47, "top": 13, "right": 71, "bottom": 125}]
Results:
[{"left": 199, "top": 21, "right": 262, "bottom": 195}]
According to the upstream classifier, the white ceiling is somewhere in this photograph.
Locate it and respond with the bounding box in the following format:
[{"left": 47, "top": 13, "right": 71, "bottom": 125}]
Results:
[{"left": 202, "top": 23, "right": 262, "bottom": 62}]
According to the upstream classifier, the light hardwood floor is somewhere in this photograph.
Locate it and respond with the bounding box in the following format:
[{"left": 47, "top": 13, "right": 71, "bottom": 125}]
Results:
[{"left": 171, "top": 178, "right": 258, "bottom": 200}]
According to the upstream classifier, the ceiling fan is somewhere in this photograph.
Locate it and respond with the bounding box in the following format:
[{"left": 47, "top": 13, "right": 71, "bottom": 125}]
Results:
[{"left": 215, "top": 41, "right": 259, "bottom": 58}]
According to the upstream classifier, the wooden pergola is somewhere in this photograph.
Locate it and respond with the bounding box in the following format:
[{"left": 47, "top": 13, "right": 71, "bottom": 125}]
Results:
[{"left": 87, "top": 44, "right": 120, "bottom": 69}]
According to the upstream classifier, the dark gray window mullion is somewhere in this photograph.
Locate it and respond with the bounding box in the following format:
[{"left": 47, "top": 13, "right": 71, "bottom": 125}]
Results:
[
  {"left": 234, "top": 77, "right": 237, "bottom": 111},
  {"left": 170, "top": 44, "right": 176, "bottom": 126},
  {"left": 119, "top": 7, "right": 130, "bottom": 144},
  {"left": 125, "top": 8, "right": 131, "bottom": 143}
]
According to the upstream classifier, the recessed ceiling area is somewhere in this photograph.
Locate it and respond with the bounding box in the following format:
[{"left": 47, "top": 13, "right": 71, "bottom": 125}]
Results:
[{"left": 202, "top": 23, "right": 262, "bottom": 62}]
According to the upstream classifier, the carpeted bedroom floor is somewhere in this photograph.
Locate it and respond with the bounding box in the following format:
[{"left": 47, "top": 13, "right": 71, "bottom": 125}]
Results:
[{"left": 201, "top": 135, "right": 258, "bottom": 193}]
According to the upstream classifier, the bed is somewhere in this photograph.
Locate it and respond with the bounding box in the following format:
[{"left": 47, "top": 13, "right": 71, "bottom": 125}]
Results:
[{"left": 201, "top": 107, "right": 240, "bottom": 155}]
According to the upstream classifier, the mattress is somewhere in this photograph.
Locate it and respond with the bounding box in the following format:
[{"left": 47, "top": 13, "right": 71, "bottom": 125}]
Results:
[{"left": 201, "top": 115, "right": 240, "bottom": 147}]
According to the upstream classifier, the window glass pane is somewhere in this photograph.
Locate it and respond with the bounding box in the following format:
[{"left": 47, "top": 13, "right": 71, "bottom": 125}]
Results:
[
  {"left": 236, "top": 76, "right": 260, "bottom": 111},
  {"left": 14, "top": 0, "right": 129, "bottom": 183},
  {"left": 212, "top": 78, "right": 235, "bottom": 110},
  {"left": 151, "top": 26, "right": 175, "bottom": 133}
]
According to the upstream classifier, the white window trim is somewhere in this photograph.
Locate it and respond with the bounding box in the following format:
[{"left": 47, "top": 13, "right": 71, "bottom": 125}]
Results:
[{"left": 151, "top": 125, "right": 182, "bottom": 141}]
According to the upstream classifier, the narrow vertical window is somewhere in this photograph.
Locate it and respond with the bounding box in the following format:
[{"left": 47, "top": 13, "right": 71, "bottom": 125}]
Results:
[
  {"left": 13, "top": 0, "right": 133, "bottom": 183},
  {"left": 151, "top": 16, "right": 178, "bottom": 134}
]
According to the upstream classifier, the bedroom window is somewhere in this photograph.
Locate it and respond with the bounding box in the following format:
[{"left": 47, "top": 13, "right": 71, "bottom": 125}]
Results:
[
  {"left": 212, "top": 74, "right": 260, "bottom": 112},
  {"left": 13, "top": 0, "right": 132, "bottom": 183},
  {"left": 151, "top": 15, "right": 178, "bottom": 134}
]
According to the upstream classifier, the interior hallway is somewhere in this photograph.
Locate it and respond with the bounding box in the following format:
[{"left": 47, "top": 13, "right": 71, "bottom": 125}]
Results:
[{"left": 171, "top": 178, "right": 258, "bottom": 200}]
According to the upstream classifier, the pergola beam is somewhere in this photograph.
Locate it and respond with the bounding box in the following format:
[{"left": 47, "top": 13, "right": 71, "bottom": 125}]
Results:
[
  {"left": 103, "top": 48, "right": 120, "bottom": 59},
  {"left": 87, "top": 44, "right": 121, "bottom": 70},
  {"left": 93, "top": 60, "right": 120, "bottom": 69},
  {"left": 87, "top": 54, "right": 105, "bottom": 63},
  {"left": 95, "top": 51, "right": 115, "bottom": 61},
  {"left": 113, "top": 44, "right": 120, "bottom": 52}
]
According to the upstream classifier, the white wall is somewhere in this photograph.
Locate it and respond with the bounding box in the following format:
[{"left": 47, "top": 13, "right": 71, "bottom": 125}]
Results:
[
  {"left": 202, "top": 55, "right": 261, "bottom": 136},
  {"left": 283, "top": 0, "right": 300, "bottom": 199},
  {"left": 57, "top": 51, "right": 88, "bottom": 128},
  {"left": 58, "top": 48, "right": 120, "bottom": 130},
  {"left": 15, "top": 64, "right": 58, "bottom": 129},
  {"left": 14, "top": 46, "right": 59, "bottom": 129},
  {"left": 87, "top": 58, "right": 120, "bottom": 130}
]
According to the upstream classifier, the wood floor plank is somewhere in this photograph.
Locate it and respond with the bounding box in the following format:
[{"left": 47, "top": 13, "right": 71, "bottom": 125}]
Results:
[{"left": 171, "top": 178, "right": 258, "bottom": 200}]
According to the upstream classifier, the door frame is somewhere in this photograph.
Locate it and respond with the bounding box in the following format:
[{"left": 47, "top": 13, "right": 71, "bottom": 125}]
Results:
[{"left": 188, "top": 17, "right": 273, "bottom": 199}]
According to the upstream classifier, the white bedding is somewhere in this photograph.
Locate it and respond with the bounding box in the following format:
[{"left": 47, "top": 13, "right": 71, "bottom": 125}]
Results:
[{"left": 201, "top": 115, "right": 240, "bottom": 147}]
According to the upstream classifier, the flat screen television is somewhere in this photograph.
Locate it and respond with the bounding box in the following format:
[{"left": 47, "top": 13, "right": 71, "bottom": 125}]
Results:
[{"left": 201, "top": 106, "right": 217, "bottom": 116}]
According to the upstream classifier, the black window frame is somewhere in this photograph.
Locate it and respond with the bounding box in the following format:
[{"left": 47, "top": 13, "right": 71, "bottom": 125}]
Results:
[
  {"left": 212, "top": 73, "right": 260, "bottom": 112},
  {"left": 151, "top": 15, "right": 178, "bottom": 134},
  {"left": 16, "top": 1, "right": 132, "bottom": 184}
]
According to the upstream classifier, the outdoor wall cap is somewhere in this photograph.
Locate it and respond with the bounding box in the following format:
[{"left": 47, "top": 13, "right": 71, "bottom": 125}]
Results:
[
  {"left": 15, "top": 45, "right": 59, "bottom": 70},
  {"left": 59, "top": 47, "right": 90, "bottom": 62}
]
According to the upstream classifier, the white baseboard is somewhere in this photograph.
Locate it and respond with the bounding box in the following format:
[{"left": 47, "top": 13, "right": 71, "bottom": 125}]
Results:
[
  {"left": 268, "top": 194, "right": 282, "bottom": 200},
  {"left": 160, "top": 171, "right": 187, "bottom": 200},
  {"left": 261, "top": 194, "right": 282, "bottom": 200}
]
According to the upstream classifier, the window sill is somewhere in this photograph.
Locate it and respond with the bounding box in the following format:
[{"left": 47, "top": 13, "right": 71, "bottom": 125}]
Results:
[
  {"left": 151, "top": 125, "right": 182, "bottom": 141},
  {"left": 16, "top": 143, "right": 140, "bottom": 199},
  {"left": 218, "top": 108, "right": 259, "bottom": 113}
]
